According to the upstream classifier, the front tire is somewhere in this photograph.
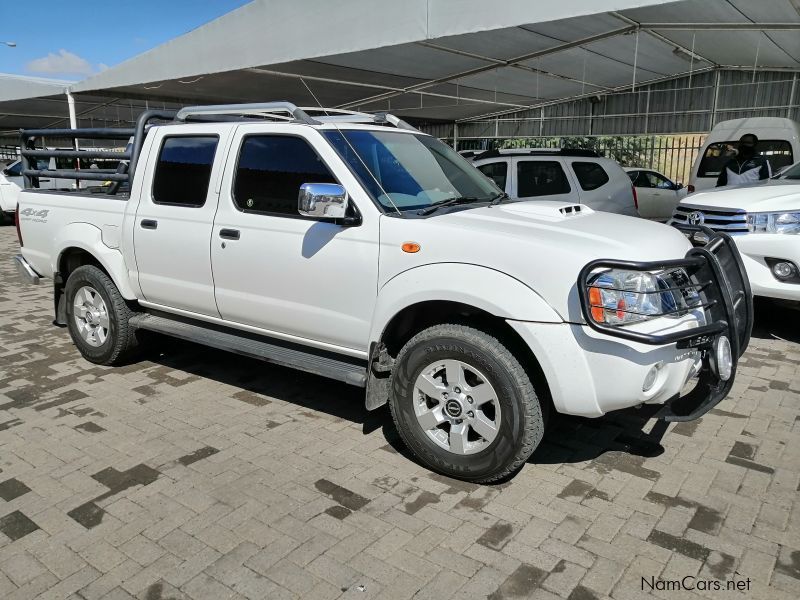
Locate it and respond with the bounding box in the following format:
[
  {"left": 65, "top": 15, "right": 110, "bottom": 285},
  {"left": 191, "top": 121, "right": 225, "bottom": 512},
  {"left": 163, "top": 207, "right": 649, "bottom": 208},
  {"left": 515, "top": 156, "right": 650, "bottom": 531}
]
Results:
[
  {"left": 64, "top": 265, "right": 140, "bottom": 365},
  {"left": 390, "top": 324, "right": 544, "bottom": 483}
]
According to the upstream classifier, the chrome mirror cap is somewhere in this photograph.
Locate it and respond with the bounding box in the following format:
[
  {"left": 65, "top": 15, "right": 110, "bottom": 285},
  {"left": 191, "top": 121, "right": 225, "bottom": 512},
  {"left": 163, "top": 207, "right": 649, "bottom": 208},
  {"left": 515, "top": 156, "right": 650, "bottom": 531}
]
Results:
[{"left": 298, "top": 183, "right": 347, "bottom": 219}]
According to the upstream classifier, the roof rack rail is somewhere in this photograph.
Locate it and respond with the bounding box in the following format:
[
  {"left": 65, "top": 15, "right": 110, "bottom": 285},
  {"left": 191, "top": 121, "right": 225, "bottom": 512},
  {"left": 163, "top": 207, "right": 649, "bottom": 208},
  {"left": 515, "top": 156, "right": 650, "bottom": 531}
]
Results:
[
  {"left": 476, "top": 148, "right": 600, "bottom": 159},
  {"left": 175, "top": 102, "right": 320, "bottom": 125}
]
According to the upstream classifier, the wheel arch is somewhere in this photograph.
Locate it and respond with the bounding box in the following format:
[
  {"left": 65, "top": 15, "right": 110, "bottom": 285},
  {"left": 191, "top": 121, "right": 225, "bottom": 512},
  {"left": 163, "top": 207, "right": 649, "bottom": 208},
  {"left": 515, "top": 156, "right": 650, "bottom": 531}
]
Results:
[
  {"left": 53, "top": 223, "right": 136, "bottom": 300},
  {"left": 366, "top": 265, "right": 562, "bottom": 420}
]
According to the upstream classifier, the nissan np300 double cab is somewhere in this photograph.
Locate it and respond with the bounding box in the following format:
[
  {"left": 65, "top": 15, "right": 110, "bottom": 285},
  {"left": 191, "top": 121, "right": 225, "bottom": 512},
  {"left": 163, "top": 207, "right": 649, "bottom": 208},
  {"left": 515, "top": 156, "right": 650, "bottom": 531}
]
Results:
[{"left": 14, "top": 103, "right": 752, "bottom": 482}]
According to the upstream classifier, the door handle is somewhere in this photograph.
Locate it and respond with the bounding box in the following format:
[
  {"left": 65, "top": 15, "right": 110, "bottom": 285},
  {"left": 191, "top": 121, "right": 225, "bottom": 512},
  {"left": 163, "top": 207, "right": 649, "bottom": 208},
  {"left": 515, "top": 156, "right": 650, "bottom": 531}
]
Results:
[
  {"left": 140, "top": 219, "right": 158, "bottom": 230},
  {"left": 219, "top": 228, "right": 240, "bottom": 240}
]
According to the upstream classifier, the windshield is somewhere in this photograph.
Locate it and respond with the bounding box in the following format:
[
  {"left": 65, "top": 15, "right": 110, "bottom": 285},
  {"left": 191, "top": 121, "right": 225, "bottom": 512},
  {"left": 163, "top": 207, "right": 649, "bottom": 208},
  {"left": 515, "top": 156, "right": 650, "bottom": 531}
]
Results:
[
  {"left": 780, "top": 162, "right": 800, "bottom": 180},
  {"left": 4, "top": 161, "right": 22, "bottom": 176},
  {"left": 323, "top": 130, "right": 500, "bottom": 212},
  {"left": 698, "top": 140, "right": 794, "bottom": 177}
]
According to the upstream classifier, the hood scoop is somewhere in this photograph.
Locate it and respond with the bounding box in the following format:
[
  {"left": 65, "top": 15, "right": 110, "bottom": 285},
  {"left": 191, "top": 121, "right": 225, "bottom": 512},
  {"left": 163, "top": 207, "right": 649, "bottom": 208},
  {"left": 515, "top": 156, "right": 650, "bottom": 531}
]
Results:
[
  {"left": 559, "top": 205, "right": 584, "bottom": 216},
  {"left": 498, "top": 201, "right": 594, "bottom": 219}
]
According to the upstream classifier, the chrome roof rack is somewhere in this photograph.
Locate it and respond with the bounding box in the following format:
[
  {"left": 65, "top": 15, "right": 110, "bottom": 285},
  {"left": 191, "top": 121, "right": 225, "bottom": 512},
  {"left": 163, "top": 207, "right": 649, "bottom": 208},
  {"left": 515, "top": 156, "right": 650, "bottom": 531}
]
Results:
[
  {"left": 175, "top": 102, "right": 321, "bottom": 125},
  {"left": 175, "top": 102, "right": 421, "bottom": 132}
]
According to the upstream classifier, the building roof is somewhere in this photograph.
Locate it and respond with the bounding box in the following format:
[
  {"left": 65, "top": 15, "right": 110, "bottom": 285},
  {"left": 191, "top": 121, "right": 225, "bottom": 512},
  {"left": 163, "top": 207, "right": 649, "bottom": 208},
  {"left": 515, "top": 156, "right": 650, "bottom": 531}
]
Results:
[
  {"left": 65, "top": 0, "right": 800, "bottom": 123},
  {"left": 2, "top": 0, "right": 799, "bottom": 139}
]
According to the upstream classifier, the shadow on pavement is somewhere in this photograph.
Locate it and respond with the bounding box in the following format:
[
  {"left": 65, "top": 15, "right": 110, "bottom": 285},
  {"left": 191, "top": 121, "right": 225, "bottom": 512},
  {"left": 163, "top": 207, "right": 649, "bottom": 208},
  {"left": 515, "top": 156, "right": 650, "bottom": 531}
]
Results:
[
  {"left": 141, "top": 334, "right": 683, "bottom": 481},
  {"left": 750, "top": 297, "right": 800, "bottom": 344}
]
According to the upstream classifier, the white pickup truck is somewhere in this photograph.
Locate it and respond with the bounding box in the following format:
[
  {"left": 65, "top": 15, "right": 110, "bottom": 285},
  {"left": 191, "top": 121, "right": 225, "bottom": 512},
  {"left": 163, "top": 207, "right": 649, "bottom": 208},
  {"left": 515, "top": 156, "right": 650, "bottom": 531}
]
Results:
[{"left": 13, "top": 103, "right": 753, "bottom": 482}]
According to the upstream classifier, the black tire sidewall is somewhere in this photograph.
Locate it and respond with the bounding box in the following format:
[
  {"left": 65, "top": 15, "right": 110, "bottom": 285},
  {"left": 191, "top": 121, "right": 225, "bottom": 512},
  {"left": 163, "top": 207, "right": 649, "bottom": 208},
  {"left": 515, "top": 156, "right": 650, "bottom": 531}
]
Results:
[
  {"left": 65, "top": 267, "right": 121, "bottom": 364},
  {"left": 391, "top": 331, "right": 536, "bottom": 481}
]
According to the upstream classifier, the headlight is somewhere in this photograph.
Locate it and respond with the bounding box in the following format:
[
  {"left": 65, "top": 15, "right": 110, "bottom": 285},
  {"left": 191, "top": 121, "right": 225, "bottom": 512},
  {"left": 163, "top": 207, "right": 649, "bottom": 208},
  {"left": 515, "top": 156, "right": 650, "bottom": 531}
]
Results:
[
  {"left": 747, "top": 211, "right": 800, "bottom": 234},
  {"left": 586, "top": 268, "right": 701, "bottom": 326}
]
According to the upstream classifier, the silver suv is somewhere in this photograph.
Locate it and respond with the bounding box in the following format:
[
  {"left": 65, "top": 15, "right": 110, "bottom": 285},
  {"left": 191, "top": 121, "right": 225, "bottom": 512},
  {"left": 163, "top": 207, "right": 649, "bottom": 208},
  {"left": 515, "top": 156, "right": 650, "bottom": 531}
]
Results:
[{"left": 472, "top": 148, "right": 638, "bottom": 216}]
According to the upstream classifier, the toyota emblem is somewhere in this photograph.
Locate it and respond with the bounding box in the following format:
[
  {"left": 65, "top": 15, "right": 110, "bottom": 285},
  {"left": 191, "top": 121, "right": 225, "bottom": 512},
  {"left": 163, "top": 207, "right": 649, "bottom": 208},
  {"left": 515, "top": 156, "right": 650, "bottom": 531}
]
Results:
[{"left": 687, "top": 211, "right": 704, "bottom": 226}]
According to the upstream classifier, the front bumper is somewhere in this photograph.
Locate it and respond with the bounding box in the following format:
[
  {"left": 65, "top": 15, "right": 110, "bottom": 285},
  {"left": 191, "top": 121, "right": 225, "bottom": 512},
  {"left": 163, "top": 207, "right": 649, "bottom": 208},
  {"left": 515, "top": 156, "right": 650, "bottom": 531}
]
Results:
[
  {"left": 734, "top": 234, "right": 800, "bottom": 302},
  {"left": 574, "top": 226, "right": 752, "bottom": 421},
  {"left": 508, "top": 319, "right": 703, "bottom": 419},
  {"left": 13, "top": 254, "right": 41, "bottom": 285}
]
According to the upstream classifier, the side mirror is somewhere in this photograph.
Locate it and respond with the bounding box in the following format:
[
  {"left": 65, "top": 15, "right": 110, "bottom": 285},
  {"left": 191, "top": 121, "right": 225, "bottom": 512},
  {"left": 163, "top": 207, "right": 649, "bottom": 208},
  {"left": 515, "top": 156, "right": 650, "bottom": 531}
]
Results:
[
  {"left": 298, "top": 183, "right": 348, "bottom": 220},
  {"left": 676, "top": 182, "right": 684, "bottom": 190}
]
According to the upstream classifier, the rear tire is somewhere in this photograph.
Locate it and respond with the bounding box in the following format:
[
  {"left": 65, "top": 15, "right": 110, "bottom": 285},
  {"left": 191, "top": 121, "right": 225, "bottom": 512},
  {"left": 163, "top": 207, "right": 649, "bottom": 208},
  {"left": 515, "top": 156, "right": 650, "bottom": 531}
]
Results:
[
  {"left": 389, "top": 323, "right": 544, "bottom": 483},
  {"left": 64, "top": 265, "right": 140, "bottom": 365}
]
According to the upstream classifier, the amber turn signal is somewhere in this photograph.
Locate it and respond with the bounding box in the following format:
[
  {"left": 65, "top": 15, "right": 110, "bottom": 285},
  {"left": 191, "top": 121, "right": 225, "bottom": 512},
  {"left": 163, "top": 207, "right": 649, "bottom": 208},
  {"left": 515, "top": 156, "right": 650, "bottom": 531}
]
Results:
[
  {"left": 401, "top": 242, "right": 421, "bottom": 253},
  {"left": 588, "top": 287, "right": 605, "bottom": 322}
]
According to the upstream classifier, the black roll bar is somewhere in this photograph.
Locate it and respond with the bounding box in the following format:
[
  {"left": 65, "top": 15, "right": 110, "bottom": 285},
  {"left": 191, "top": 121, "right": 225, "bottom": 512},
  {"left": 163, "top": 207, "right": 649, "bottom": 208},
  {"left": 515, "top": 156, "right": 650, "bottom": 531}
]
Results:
[{"left": 19, "top": 109, "right": 176, "bottom": 195}]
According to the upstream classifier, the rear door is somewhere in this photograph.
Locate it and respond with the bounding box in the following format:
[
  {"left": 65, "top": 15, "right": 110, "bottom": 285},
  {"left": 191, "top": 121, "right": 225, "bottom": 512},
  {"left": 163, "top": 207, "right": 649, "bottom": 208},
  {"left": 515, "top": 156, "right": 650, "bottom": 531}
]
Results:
[
  {"left": 512, "top": 158, "right": 576, "bottom": 203},
  {"left": 133, "top": 124, "right": 231, "bottom": 317}
]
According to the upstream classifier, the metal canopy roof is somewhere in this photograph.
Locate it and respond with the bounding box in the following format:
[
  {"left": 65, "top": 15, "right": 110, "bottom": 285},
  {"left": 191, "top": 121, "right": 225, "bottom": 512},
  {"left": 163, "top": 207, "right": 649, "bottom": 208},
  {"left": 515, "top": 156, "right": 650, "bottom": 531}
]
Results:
[
  {"left": 65, "top": 0, "right": 800, "bottom": 123},
  {"left": 2, "top": 0, "right": 800, "bottom": 136}
]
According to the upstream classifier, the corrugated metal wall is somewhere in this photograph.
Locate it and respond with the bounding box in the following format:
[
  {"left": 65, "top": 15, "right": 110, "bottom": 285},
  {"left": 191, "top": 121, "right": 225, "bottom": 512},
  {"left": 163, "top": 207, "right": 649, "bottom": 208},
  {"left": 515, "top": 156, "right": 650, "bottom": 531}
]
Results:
[{"left": 423, "top": 69, "right": 800, "bottom": 140}]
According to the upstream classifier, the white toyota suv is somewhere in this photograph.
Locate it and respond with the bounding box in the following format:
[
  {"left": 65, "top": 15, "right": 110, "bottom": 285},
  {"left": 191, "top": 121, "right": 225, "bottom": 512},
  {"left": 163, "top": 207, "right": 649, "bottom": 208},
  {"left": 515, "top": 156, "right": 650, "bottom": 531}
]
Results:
[
  {"left": 670, "top": 163, "right": 800, "bottom": 304},
  {"left": 13, "top": 103, "right": 752, "bottom": 482}
]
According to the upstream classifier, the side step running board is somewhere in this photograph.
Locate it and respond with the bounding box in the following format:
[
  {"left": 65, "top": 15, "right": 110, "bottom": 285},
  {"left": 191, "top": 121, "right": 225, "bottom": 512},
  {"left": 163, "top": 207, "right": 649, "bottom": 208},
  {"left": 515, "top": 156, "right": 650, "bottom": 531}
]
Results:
[{"left": 130, "top": 314, "right": 367, "bottom": 387}]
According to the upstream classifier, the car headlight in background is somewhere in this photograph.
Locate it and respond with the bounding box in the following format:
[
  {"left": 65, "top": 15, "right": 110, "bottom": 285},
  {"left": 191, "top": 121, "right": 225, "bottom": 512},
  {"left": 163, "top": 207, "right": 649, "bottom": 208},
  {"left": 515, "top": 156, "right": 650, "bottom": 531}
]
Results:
[
  {"left": 746, "top": 211, "right": 800, "bottom": 234},
  {"left": 586, "top": 268, "right": 701, "bottom": 326}
]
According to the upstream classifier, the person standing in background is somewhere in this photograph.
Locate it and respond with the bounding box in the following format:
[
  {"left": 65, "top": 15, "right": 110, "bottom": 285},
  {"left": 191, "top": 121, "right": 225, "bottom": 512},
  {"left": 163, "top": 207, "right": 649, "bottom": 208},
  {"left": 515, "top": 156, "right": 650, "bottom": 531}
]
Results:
[{"left": 716, "top": 133, "right": 772, "bottom": 187}]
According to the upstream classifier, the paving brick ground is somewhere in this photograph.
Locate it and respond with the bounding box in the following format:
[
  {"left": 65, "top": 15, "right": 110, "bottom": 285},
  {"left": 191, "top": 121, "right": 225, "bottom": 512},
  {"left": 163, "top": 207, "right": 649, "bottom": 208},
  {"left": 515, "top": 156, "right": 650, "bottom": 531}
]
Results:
[{"left": 0, "top": 224, "right": 798, "bottom": 600}]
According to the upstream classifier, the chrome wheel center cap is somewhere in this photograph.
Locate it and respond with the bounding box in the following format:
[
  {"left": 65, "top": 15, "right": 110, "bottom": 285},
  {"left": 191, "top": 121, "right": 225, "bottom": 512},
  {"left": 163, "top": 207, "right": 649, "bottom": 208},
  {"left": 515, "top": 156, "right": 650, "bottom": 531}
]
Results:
[{"left": 444, "top": 399, "right": 463, "bottom": 418}]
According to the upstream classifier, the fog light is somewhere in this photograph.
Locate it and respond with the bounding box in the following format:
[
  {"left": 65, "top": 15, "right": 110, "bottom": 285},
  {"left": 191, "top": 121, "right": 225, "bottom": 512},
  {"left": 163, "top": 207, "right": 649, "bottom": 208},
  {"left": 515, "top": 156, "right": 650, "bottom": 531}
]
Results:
[
  {"left": 713, "top": 336, "right": 733, "bottom": 382},
  {"left": 772, "top": 261, "right": 796, "bottom": 279},
  {"left": 643, "top": 363, "right": 661, "bottom": 392}
]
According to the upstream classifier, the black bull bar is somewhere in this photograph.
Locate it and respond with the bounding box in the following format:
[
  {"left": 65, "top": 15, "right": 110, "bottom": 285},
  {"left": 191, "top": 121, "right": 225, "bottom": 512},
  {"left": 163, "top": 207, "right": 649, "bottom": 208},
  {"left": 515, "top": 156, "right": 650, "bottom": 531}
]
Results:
[{"left": 578, "top": 225, "right": 753, "bottom": 422}]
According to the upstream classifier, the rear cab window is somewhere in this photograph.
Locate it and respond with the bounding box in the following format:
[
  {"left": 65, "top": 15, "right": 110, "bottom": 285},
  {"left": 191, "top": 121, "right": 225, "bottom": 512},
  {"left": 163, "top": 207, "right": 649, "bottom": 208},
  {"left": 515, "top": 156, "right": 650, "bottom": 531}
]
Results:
[
  {"left": 152, "top": 136, "right": 219, "bottom": 206},
  {"left": 698, "top": 140, "right": 794, "bottom": 177},
  {"left": 516, "top": 160, "right": 571, "bottom": 197},
  {"left": 571, "top": 161, "right": 609, "bottom": 191}
]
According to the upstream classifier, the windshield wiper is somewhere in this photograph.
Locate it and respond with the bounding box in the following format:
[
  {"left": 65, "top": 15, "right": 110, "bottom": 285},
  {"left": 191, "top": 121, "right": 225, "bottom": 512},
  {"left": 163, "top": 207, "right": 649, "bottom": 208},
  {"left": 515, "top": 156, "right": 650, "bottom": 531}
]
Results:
[
  {"left": 489, "top": 192, "right": 509, "bottom": 206},
  {"left": 417, "top": 196, "right": 486, "bottom": 216}
]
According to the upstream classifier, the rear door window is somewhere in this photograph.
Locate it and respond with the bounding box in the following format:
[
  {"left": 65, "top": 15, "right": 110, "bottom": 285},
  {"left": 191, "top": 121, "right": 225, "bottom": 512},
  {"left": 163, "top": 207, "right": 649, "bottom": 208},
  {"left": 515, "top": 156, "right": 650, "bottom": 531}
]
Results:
[
  {"left": 152, "top": 136, "right": 219, "bottom": 206},
  {"left": 476, "top": 161, "right": 508, "bottom": 191},
  {"left": 516, "top": 160, "right": 571, "bottom": 197},
  {"left": 571, "top": 161, "right": 609, "bottom": 191},
  {"left": 698, "top": 140, "right": 793, "bottom": 177}
]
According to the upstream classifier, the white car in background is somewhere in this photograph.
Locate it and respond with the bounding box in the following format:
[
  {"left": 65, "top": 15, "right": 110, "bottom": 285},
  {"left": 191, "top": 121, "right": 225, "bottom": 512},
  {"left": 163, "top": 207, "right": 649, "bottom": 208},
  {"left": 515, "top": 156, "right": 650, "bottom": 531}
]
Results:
[
  {"left": 472, "top": 148, "right": 638, "bottom": 217},
  {"left": 0, "top": 162, "right": 22, "bottom": 223},
  {"left": 624, "top": 167, "right": 688, "bottom": 221},
  {"left": 669, "top": 162, "right": 800, "bottom": 304}
]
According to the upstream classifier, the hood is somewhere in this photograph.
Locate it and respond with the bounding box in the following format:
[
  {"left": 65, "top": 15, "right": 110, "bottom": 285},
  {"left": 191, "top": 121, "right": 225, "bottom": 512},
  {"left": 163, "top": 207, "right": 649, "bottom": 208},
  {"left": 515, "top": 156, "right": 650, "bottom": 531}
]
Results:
[
  {"left": 681, "top": 181, "right": 800, "bottom": 212},
  {"left": 379, "top": 201, "right": 692, "bottom": 322}
]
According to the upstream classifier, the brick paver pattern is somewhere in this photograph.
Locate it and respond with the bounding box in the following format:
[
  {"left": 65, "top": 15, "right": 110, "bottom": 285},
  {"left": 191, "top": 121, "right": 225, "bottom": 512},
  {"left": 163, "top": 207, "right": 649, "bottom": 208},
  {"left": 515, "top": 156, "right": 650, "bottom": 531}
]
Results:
[{"left": 0, "top": 225, "right": 798, "bottom": 600}]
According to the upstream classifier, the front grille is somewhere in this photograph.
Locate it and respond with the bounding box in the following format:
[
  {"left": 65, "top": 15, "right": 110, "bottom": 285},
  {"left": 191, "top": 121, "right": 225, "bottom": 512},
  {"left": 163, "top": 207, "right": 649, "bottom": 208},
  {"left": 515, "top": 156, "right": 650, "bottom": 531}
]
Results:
[{"left": 671, "top": 205, "right": 748, "bottom": 234}]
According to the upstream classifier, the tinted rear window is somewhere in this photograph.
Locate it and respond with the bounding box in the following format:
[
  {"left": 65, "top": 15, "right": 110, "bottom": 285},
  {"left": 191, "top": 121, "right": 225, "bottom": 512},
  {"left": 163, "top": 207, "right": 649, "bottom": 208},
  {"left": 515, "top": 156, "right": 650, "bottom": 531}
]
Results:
[
  {"left": 698, "top": 140, "right": 793, "bottom": 177},
  {"left": 572, "top": 162, "right": 609, "bottom": 191},
  {"left": 152, "top": 136, "right": 218, "bottom": 206},
  {"left": 517, "top": 161, "right": 571, "bottom": 197}
]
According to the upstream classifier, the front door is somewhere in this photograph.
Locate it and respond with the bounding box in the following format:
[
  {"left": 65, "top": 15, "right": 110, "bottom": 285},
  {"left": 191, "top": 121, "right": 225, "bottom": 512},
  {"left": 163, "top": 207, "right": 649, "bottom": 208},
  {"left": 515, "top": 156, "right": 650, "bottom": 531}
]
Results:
[
  {"left": 210, "top": 127, "right": 379, "bottom": 353},
  {"left": 133, "top": 125, "right": 230, "bottom": 316}
]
